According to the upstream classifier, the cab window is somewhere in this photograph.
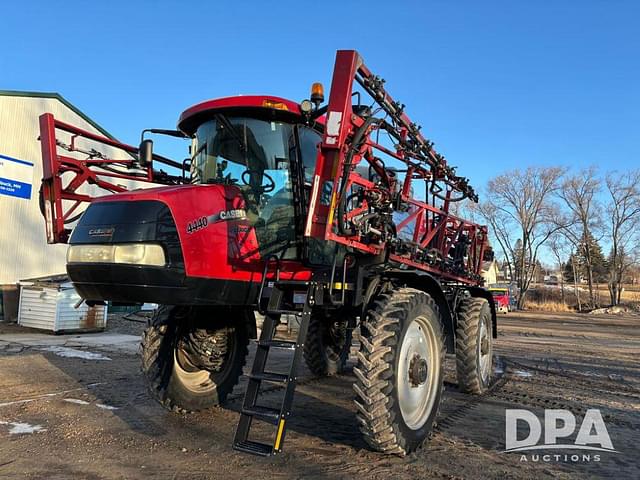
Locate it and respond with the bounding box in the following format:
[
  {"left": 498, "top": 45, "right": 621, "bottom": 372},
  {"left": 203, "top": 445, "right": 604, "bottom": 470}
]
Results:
[{"left": 297, "top": 127, "right": 321, "bottom": 183}]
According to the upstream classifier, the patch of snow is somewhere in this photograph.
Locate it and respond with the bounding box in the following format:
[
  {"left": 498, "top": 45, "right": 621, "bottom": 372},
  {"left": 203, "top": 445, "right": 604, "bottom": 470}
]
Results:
[
  {"left": 0, "top": 384, "right": 106, "bottom": 409},
  {"left": 0, "top": 398, "right": 36, "bottom": 408},
  {"left": 64, "top": 398, "right": 90, "bottom": 405},
  {"left": 63, "top": 398, "right": 120, "bottom": 410},
  {"left": 39, "top": 346, "right": 111, "bottom": 361},
  {"left": 0, "top": 421, "right": 46, "bottom": 435},
  {"left": 515, "top": 370, "right": 533, "bottom": 378}
]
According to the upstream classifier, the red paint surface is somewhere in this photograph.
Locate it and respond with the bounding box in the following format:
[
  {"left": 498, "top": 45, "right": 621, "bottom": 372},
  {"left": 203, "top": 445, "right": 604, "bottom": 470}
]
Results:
[
  {"left": 93, "top": 185, "right": 311, "bottom": 282},
  {"left": 178, "top": 95, "right": 303, "bottom": 132}
]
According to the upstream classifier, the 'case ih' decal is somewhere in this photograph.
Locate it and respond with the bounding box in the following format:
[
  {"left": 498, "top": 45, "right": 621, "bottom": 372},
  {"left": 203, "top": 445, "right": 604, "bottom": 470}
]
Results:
[
  {"left": 208, "top": 209, "right": 247, "bottom": 223},
  {"left": 88, "top": 227, "right": 115, "bottom": 237},
  {"left": 186, "top": 209, "right": 247, "bottom": 234}
]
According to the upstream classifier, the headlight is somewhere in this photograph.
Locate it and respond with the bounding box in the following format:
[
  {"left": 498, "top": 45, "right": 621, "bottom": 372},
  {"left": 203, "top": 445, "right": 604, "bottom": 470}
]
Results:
[
  {"left": 67, "top": 245, "right": 114, "bottom": 263},
  {"left": 67, "top": 244, "right": 166, "bottom": 267},
  {"left": 114, "top": 244, "right": 165, "bottom": 266}
]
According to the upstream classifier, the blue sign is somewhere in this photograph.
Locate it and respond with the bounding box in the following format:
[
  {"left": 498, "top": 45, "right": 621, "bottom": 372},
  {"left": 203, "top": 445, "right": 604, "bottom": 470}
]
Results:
[{"left": 0, "top": 154, "right": 34, "bottom": 200}]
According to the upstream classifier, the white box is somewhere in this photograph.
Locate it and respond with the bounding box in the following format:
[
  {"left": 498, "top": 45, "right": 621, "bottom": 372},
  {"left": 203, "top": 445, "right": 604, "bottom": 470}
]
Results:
[{"left": 18, "top": 276, "right": 106, "bottom": 333}]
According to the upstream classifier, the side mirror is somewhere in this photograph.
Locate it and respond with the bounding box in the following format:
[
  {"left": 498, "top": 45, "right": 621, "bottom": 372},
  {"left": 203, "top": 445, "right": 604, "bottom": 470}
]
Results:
[
  {"left": 182, "top": 158, "right": 192, "bottom": 181},
  {"left": 139, "top": 139, "right": 153, "bottom": 168}
]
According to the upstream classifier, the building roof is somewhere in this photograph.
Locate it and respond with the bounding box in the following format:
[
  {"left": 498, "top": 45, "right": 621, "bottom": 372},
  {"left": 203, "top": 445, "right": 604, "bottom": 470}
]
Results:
[{"left": 0, "top": 89, "right": 116, "bottom": 140}]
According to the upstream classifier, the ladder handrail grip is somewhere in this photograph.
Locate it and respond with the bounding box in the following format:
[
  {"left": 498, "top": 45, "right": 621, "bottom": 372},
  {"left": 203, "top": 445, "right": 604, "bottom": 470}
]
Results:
[{"left": 257, "top": 255, "right": 280, "bottom": 314}]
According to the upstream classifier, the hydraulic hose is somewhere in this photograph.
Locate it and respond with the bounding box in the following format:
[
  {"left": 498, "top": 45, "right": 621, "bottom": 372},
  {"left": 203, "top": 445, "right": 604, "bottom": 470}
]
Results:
[{"left": 337, "top": 116, "right": 381, "bottom": 235}]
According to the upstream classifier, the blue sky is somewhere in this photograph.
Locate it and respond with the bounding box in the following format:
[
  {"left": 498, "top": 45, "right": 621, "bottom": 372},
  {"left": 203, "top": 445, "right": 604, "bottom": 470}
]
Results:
[{"left": 2, "top": 0, "right": 638, "bottom": 190}]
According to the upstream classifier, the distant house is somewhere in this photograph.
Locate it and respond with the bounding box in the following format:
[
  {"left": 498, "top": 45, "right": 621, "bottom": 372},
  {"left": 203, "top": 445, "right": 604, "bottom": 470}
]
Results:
[
  {"left": 544, "top": 274, "right": 560, "bottom": 285},
  {"left": 481, "top": 260, "right": 500, "bottom": 286},
  {"left": 497, "top": 260, "right": 511, "bottom": 282}
]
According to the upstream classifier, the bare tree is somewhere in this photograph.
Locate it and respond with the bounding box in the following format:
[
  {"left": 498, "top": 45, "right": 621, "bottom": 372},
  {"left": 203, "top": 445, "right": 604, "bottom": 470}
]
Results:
[
  {"left": 555, "top": 167, "right": 602, "bottom": 307},
  {"left": 605, "top": 170, "right": 640, "bottom": 305},
  {"left": 474, "top": 166, "right": 565, "bottom": 309},
  {"left": 570, "top": 251, "right": 583, "bottom": 311},
  {"left": 473, "top": 201, "right": 515, "bottom": 282},
  {"left": 547, "top": 233, "right": 572, "bottom": 305}
]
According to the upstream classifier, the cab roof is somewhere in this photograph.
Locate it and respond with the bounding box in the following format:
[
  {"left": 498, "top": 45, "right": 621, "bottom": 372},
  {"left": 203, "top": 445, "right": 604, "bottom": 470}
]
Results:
[{"left": 178, "top": 95, "right": 304, "bottom": 135}]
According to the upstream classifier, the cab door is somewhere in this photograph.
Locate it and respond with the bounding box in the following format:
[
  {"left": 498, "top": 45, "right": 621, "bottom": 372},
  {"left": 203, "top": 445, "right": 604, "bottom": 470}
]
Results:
[{"left": 296, "top": 126, "right": 336, "bottom": 265}]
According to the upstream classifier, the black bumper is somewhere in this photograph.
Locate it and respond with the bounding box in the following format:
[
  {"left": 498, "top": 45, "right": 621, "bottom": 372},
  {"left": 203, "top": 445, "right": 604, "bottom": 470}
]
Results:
[{"left": 68, "top": 263, "right": 259, "bottom": 306}]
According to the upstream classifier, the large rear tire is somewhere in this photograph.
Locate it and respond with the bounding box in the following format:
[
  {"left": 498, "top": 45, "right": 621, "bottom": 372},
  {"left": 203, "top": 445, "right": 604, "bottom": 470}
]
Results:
[
  {"left": 354, "top": 288, "right": 445, "bottom": 455},
  {"left": 303, "top": 311, "right": 352, "bottom": 376},
  {"left": 455, "top": 297, "right": 493, "bottom": 394},
  {"left": 141, "top": 305, "right": 251, "bottom": 412}
]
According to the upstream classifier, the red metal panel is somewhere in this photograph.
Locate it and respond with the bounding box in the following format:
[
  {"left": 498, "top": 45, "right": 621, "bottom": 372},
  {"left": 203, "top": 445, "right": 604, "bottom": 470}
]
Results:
[
  {"left": 39, "top": 113, "right": 65, "bottom": 243},
  {"left": 178, "top": 95, "right": 303, "bottom": 133},
  {"left": 92, "top": 186, "right": 312, "bottom": 283}
]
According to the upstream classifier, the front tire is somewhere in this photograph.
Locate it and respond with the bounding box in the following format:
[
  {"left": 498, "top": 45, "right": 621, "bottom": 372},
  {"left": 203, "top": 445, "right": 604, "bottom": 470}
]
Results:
[
  {"left": 141, "top": 305, "right": 251, "bottom": 412},
  {"left": 354, "top": 288, "right": 445, "bottom": 455},
  {"left": 455, "top": 297, "right": 493, "bottom": 394}
]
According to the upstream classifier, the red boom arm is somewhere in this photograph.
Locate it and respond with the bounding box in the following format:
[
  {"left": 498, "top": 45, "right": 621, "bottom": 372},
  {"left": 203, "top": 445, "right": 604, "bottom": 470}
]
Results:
[
  {"left": 306, "top": 50, "right": 490, "bottom": 285},
  {"left": 39, "top": 113, "right": 183, "bottom": 243}
]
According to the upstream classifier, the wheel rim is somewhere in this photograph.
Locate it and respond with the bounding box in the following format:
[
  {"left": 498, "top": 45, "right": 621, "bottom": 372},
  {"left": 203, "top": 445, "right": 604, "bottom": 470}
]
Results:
[
  {"left": 397, "top": 316, "right": 440, "bottom": 430},
  {"left": 173, "top": 349, "right": 216, "bottom": 393},
  {"left": 323, "top": 320, "right": 348, "bottom": 362},
  {"left": 479, "top": 314, "right": 492, "bottom": 384}
]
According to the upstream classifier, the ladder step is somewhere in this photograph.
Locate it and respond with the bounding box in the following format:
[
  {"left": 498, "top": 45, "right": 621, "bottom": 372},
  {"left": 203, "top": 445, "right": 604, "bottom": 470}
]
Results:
[
  {"left": 266, "top": 308, "right": 302, "bottom": 315},
  {"left": 258, "top": 339, "right": 297, "bottom": 350},
  {"left": 233, "top": 281, "right": 314, "bottom": 456},
  {"left": 242, "top": 406, "right": 281, "bottom": 425},
  {"left": 273, "top": 280, "right": 310, "bottom": 288},
  {"left": 249, "top": 372, "right": 289, "bottom": 384},
  {"left": 233, "top": 440, "right": 273, "bottom": 457}
]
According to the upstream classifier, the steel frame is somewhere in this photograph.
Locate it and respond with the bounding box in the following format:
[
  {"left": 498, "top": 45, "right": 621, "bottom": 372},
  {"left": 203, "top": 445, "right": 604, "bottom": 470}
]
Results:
[
  {"left": 306, "top": 50, "right": 488, "bottom": 285},
  {"left": 39, "top": 113, "right": 182, "bottom": 243}
]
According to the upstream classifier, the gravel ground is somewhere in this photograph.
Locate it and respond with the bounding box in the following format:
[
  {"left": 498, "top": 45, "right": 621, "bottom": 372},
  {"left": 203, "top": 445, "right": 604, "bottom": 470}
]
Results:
[
  {"left": 0, "top": 311, "right": 638, "bottom": 479},
  {"left": 106, "top": 312, "right": 149, "bottom": 336}
]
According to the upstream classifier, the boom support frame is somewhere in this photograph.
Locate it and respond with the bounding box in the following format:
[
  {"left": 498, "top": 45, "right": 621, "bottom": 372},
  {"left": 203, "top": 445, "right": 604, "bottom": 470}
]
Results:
[
  {"left": 306, "top": 50, "right": 489, "bottom": 285},
  {"left": 39, "top": 113, "right": 184, "bottom": 243}
]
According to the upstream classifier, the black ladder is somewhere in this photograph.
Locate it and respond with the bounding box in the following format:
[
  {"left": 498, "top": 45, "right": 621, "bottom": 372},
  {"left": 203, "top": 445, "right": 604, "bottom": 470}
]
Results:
[{"left": 232, "top": 280, "right": 318, "bottom": 456}]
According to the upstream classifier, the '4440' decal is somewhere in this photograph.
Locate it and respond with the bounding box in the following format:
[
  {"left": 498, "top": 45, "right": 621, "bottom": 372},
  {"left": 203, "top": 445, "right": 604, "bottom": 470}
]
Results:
[
  {"left": 186, "top": 216, "right": 208, "bottom": 234},
  {"left": 186, "top": 209, "right": 247, "bottom": 234}
]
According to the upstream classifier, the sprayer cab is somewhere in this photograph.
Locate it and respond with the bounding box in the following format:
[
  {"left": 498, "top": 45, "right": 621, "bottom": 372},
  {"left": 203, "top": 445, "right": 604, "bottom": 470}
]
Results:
[{"left": 54, "top": 94, "right": 328, "bottom": 306}]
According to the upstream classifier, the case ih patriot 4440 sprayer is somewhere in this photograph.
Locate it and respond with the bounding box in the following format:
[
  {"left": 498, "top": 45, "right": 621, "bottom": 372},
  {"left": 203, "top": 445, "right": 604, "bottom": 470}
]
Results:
[{"left": 38, "top": 50, "right": 496, "bottom": 457}]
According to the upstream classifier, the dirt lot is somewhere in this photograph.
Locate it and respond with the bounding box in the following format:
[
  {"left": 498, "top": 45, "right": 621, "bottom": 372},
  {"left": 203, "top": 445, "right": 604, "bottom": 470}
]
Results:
[{"left": 0, "top": 310, "right": 638, "bottom": 479}]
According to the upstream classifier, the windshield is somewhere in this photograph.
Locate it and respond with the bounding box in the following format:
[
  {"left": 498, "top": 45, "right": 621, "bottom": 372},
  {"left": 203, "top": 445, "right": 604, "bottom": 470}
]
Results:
[
  {"left": 191, "top": 116, "right": 294, "bottom": 187},
  {"left": 191, "top": 116, "right": 297, "bottom": 259}
]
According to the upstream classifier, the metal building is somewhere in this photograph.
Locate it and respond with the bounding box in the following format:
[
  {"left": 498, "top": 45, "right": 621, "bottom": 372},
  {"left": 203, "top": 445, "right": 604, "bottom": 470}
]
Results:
[{"left": 0, "top": 91, "right": 135, "bottom": 319}]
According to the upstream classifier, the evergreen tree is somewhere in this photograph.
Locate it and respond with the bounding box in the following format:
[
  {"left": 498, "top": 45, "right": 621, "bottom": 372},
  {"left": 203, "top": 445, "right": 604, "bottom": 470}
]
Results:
[
  {"left": 580, "top": 233, "right": 608, "bottom": 283},
  {"left": 562, "top": 261, "right": 572, "bottom": 282},
  {"left": 563, "top": 252, "right": 582, "bottom": 283}
]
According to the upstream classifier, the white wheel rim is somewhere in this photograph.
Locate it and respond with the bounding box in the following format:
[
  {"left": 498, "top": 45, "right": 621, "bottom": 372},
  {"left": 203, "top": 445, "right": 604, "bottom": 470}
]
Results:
[
  {"left": 173, "top": 350, "right": 215, "bottom": 393},
  {"left": 397, "top": 316, "right": 440, "bottom": 430},
  {"left": 479, "top": 316, "right": 492, "bottom": 383}
]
